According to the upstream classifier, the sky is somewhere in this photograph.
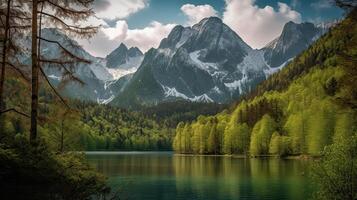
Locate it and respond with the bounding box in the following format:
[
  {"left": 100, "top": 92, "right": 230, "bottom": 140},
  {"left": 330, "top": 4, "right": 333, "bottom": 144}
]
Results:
[{"left": 78, "top": 0, "right": 344, "bottom": 57}]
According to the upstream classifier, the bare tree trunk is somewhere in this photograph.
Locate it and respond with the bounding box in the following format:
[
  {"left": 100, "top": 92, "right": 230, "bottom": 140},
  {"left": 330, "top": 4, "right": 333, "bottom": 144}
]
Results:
[
  {"left": 0, "top": 0, "right": 11, "bottom": 111},
  {"left": 30, "top": 0, "right": 39, "bottom": 142}
]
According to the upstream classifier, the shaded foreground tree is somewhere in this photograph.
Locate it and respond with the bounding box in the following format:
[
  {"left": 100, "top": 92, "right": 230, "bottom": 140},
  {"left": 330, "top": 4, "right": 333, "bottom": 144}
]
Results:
[
  {"left": 0, "top": 1, "right": 118, "bottom": 198},
  {"left": 0, "top": 0, "right": 31, "bottom": 118},
  {"left": 0, "top": 135, "right": 112, "bottom": 199},
  {"left": 30, "top": 0, "right": 98, "bottom": 142},
  {"left": 311, "top": 135, "right": 357, "bottom": 200}
]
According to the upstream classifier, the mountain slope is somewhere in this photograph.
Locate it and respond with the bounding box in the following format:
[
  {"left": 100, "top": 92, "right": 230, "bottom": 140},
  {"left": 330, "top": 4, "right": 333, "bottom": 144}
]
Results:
[
  {"left": 262, "top": 21, "right": 326, "bottom": 69},
  {"left": 105, "top": 43, "right": 143, "bottom": 72},
  {"left": 29, "top": 19, "right": 329, "bottom": 107},
  {"left": 112, "top": 17, "right": 327, "bottom": 108},
  {"left": 173, "top": 10, "right": 357, "bottom": 156},
  {"left": 24, "top": 29, "right": 143, "bottom": 104},
  {"left": 112, "top": 17, "right": 265, "bottom": 107}
]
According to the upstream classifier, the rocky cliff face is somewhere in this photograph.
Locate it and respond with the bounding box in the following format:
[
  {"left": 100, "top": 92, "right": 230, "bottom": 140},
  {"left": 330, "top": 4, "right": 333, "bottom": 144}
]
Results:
[
  {"left": 105, "top": 43, "right": 143, "bottom": 70},
  {"left": 262, "top": 21, "right": 327, "bottom": 69},
  {"left": 112, "top": 17, "right": 267, "bottom": 107},
  {"left": 112, "top": 18, "right": 330, "bottom": 108}
]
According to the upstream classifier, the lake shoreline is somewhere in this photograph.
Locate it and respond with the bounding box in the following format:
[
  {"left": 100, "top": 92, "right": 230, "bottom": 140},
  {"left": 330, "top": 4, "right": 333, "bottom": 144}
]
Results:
[
  {"left": 86, "top": 151, "right": 314, "bottom": 200},
  {"left": 175, "top": 153, "right": 319, "bottom": 160},
  {"left": 84, "top": 151, "right": 318, "bottom": 160}
]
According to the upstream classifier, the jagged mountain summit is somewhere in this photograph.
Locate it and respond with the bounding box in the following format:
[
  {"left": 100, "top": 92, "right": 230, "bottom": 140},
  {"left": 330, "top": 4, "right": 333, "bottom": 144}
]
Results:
[
  {"left": 111, "top": 17, "right": 327, "bottom": 108},
  {"left": 105, "top": 43, "right": 144, "bottom": 80},
  {"left": 106, "top": 43, "right": 143, "bottom": 69},
  {"left": 262, "top": 21, "right": 327, "bottom": 69},
  {"left": 112, "top": 17, "right": 264, "bottom": 107}
]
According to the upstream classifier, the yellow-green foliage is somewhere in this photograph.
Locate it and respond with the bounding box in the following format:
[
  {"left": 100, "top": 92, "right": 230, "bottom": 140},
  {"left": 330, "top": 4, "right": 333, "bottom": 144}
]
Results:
[
  {"left": 173, "top": 65, "right": 354, "bottom": 156},
  {"left": 269, "top": 132, "right": 291, "bottom": 156},
  {"left": 173, "top": 11, "right": 357, "bottom": 156},
  {"left": 250, "top": 115, "right": 276, "bottom": 156}
]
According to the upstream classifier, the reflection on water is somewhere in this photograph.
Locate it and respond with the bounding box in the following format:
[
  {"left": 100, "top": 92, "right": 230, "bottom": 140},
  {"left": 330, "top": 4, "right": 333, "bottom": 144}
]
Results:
[{"left": 86, "top": 152, "right": 312, "bottom": 200}]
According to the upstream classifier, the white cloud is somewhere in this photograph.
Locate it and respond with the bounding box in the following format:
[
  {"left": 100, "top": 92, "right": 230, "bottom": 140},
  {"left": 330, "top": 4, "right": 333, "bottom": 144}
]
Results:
[
  {"left": 102, "top": 21, "right": 128, "bottom": 40},
  {"left": 78, "top": 20, "right": 175, "bottom": 57},
  {"left": 181, "top": 4, "right": 218, "bottom": 25},
  {"left": 80, "top": 0, "right": 301, "bottom": 57},
  {"left": 124, "top": 21, "right": 176, "bottom": 52},
  {"left": 94, "top": 0, "right": 149, "bottom": 20},
  {"left": 78, "top": 30, "right": 121, "bottom": 57},
  {"left": 222, "top": 0, "right": 301, "bottom": 49},
  {"left": 78, "top": 0, "right": 174, "bottom": 57}
]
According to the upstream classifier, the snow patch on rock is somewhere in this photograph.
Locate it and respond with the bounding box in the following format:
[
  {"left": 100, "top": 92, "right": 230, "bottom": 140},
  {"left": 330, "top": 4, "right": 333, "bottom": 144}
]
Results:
[
  {"left": 158, "top": 48, "right": 174, "bottom": 57},
  {"left": 224, "top": 70, "right": 248, "bottom": 94},
  {"left": 48, "top": 74, "right": 61, "bottom": 81},
  {"left": 264, "top": 57, "right": 294, "bottom": 77},
  {"left": 162, "top": 85, "right": 189, "bottom": 99},
  {"left": 89, "top": 60, "right": 113, "bottom": 81},
  {"left": 189, "top": 50, "right": 218, "bottom": 72},
  {"left": 176, "top": 28, "right": 194, "bottom": 49},
  {"left": 162, "top": 85, "right": 213, "bottom": 103},
  {"left": 237, "top": 50, "right": 267, "bottom": 72},
  {"left": 97, "top": 95, "right": 115, "bottom": 104}
]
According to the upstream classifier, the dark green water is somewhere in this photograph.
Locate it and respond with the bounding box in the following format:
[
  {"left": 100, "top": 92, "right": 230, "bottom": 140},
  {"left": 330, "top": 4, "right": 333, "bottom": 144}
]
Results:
[{"left": 86, "top": 152, "right": 313, "bottom": 200}]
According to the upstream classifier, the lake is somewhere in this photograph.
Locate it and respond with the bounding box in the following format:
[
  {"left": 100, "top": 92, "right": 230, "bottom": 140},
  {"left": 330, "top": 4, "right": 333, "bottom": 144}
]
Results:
[{"left": 86, "top": 152, "right": 313, "bottom": 200}]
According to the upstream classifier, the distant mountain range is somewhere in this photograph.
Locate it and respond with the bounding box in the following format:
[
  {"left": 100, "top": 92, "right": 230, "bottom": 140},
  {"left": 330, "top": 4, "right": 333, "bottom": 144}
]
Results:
[
  {"left": 111, "top": 18, "right": 330, "bottom": 108},
  {"left": 23, "top": 28, "right": 143, "bottom": 104},
  {"left": 34, "top": 18, "right": 332, "bottom": 107}
]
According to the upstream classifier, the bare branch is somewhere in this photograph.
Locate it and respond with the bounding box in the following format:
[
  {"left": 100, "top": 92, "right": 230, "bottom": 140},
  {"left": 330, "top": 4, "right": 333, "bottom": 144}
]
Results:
[
  {"left": 39, "top": 59, "right": 83, "bottom": 65},
  {"left": 43, "top": 0, "right": 94, "bottom": 17},
  {"left": 0, "top": 108, "right": 30, "bottom": 118},
  {"left": 39, "top": 11, "right": 97, "bottom": 34},
  {"left": 39, "top": 66, "right": 70, "bottom": 109},
  {"left": 38, "top": 37, "right": 91, "bottom": 63},
  {"left": 8, "top": 25, "right": 31, "bottom": 29},
  {"left": 39, "top": 60, "right": 86, "bottom": 86},
  {"left": 0, "top": 61, "right": 29, "bottom": 82},
  {"left": 9, "top": 15, "right": 31, "bottom": 20}
]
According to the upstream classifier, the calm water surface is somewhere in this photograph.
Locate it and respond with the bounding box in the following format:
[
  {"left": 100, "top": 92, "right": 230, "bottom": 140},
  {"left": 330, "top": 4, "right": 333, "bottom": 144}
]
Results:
[{"left": 86, "top": 151, "right": 313, "bottom": 200}]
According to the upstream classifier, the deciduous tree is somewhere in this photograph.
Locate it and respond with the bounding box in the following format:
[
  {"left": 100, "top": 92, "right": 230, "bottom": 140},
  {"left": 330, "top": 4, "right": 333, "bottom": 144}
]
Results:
[{"left": 30, "top": 0, "right": 98, "bottom": 142}]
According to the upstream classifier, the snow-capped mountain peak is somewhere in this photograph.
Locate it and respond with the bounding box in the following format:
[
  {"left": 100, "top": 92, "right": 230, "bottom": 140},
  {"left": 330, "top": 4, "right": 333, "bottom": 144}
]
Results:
[
  {"left": 33, "top": 18, "right": 329, "bottom": 107},
  {"left": 111, "top": 18, "right": 328, "bottom": 107},
  {"left": 25, "top": 30, "right": 144, "bottom": 104}
]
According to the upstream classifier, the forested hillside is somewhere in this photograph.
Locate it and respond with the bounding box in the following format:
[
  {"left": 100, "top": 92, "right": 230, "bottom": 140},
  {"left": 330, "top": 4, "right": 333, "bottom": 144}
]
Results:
[
  {"left": 2, "top": 79, "right": 173, "bottom": 151},
  {"left": 140, "top": 101, "right": 226, "bottom": 127},
  {"left": 75, "top": 100, "right": 224, "bottom": 150},
  {"left": 74, "top": 101, "right": 174, "bottom": 151},
  {"left": 173, "top": 9, "right": 357, "bottom": 156},
  {"left": 2, "top": 74, "right": 225, "bottom": 151}
]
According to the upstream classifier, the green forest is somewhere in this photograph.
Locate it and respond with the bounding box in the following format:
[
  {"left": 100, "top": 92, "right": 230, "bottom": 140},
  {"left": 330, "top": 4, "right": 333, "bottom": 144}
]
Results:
[
  {"left": 1, "top": 0, "right": 356, "bottom": 199},
  {"left": 173, "top": 9, "right": 357, "bottom": 157},
  {"left": 3, "top": 83, "right": 225, "bottom": 151}
]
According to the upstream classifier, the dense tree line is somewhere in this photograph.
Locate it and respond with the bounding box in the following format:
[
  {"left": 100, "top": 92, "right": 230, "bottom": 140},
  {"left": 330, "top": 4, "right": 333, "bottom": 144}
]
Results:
[
  {"left": 173, "top": 9, "right": 357, "bottom": 157},
  {"left": 73, "top": 101, "right": 175, "bottom": 151},
  {"left": 140, "top": 101, "right": 226, "bottom": 128},
  {"left": 2, "top": 76, "right": 227, "bottom": 152},
  {"left": 2, "top": 83, "right": 176, "bottom": 151}
]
